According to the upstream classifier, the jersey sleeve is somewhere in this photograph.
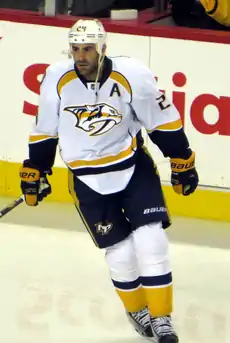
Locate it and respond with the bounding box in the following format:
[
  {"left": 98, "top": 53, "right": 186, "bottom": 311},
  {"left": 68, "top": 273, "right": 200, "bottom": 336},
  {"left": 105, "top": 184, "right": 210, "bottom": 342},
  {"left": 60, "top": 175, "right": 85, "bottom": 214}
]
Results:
[
  {"left": 28, "top": 65, "right": 60, "bottom": 172},
  {"left": 131, "top": 67, "right": 181, "bottom": 132},
  {"left": 131, "top": 66, "right": 191, "bottom": 159}
]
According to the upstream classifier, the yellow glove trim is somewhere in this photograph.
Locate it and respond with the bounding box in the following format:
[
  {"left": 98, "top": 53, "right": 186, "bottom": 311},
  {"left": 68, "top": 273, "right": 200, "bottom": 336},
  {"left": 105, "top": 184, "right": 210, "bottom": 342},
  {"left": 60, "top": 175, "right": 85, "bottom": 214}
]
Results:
[
  {"left": 170, "top": 152, "right": 195, "bottom": 173},
  {"left": 19, "top": 167, "right": 40, "bottom": 182}
]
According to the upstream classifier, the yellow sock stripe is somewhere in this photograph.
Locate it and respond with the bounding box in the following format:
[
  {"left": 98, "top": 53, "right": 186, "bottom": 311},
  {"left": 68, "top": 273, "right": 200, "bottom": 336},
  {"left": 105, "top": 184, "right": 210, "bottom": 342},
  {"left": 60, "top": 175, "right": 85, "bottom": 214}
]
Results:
[
  {"left": 116, "top": 287, "right": 147, "bottom": 313},
  {"left": 67, "top": 169, "right": 98, "bottom": 247},
  {"left": 144, "top": 284, "right": 173, "bottom": 317}
]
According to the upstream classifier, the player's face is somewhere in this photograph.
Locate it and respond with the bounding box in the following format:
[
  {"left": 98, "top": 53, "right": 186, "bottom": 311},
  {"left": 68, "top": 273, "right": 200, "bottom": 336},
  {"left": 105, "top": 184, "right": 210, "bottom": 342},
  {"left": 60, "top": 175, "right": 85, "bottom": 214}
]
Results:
[{"left": 71, "top": 44, "right": 99, "bottom": 78}]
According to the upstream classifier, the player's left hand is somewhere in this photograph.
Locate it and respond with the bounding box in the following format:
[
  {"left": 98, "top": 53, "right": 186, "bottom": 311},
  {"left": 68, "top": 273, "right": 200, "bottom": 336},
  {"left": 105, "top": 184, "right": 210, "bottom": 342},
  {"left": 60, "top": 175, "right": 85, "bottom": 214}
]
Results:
[{"left": 170, "top": 151, "right": 199, "bottom": 196}]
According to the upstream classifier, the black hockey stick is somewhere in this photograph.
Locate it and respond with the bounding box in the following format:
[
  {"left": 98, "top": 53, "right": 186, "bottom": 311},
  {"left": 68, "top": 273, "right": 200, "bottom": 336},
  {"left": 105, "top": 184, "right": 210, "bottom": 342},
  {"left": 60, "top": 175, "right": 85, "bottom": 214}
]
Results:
[{"left": 0, "top": 195, "right": 24, "bottom": 218}]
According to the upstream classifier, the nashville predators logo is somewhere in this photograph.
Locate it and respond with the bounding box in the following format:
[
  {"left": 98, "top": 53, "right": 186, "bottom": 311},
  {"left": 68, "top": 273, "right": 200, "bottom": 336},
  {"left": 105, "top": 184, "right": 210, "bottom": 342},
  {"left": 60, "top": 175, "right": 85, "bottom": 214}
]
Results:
[
  {"left": 64, "top": 103, "right": 122, "bottom": 136},
  {"left": 95, "top": 221, "right": 113, "bottom": 235}
]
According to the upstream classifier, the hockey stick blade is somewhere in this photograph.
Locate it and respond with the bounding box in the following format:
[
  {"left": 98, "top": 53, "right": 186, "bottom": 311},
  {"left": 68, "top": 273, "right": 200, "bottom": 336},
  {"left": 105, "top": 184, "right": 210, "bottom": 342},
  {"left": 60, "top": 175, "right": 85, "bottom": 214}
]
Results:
[{"left": 0, "top": 195, "right": 24, "bottom": 218}]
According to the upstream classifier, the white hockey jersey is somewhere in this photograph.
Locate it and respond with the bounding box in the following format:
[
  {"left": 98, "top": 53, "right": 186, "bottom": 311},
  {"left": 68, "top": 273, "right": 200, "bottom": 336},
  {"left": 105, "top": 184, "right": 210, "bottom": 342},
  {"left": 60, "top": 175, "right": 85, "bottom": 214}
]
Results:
[{"left": 29, "top": 56, "right": 182, "bottom": 194}]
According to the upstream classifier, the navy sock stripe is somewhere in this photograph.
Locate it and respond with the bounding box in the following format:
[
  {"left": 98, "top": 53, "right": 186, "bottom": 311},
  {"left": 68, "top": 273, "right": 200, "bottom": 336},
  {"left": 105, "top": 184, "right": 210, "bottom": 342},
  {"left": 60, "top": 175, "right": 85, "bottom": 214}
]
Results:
[
  {"left": 140, "top": 272, "right": 172, "bottom": 287},
  {"left": 112, "top": 277, "right": 141, "bottom": 290}
]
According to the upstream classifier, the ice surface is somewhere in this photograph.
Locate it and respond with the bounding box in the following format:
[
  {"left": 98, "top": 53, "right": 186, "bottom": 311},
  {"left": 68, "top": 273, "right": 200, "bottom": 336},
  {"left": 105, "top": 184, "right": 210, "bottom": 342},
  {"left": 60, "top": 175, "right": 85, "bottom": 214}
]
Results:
[{"left": 0, "top": 199, "right": 230, "bottom": 343}]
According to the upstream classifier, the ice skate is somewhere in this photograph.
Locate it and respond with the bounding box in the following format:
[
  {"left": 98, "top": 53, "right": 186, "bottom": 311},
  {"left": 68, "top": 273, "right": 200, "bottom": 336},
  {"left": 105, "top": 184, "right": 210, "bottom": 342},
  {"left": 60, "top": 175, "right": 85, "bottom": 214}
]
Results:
[
  {"left": 126, "top": 307, "right": 153, "bottom": 340},
  {"left": 150, "top": 315, "right": 179, "bottom": 343}
]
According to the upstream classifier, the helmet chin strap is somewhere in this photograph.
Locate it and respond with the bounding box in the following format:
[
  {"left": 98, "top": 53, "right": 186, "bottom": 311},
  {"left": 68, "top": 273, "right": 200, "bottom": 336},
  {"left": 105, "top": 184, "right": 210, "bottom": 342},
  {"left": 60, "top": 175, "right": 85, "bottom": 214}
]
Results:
[{"left": 94, "top": 51, "right": 105, "bottom": 102}]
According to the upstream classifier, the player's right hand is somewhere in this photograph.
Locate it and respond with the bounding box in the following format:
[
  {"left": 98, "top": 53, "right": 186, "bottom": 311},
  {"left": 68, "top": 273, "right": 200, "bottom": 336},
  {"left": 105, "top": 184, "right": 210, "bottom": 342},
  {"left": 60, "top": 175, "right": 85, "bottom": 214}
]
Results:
[{"left": 19, "top": 159, "right": 51, "bottom": 206}]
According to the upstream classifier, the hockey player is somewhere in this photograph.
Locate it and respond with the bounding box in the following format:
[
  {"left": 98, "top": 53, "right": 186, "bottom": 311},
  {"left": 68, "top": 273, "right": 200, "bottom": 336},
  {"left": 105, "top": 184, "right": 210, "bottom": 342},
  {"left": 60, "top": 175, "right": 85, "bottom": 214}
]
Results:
[{"left": 19, "top": 19, "right": 198, "bottom": 342}]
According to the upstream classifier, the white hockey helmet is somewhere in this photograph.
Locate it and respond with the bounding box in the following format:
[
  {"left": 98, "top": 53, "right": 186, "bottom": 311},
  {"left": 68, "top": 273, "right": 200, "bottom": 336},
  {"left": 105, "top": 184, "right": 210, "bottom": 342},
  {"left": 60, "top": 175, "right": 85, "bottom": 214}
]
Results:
[{"left": 68, "top": 19, "right": 107, "bottom": 58}]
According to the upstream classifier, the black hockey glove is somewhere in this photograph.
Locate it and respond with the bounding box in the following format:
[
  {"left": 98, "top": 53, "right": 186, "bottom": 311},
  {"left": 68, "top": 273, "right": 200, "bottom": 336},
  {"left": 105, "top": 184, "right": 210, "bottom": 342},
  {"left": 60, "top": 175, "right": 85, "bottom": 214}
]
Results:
[
  {"left": 170, "top": 151, "right": 198, "bottom": 196},
  {"left": 19, "top": 159, "right": 52, "bottom": 206}
]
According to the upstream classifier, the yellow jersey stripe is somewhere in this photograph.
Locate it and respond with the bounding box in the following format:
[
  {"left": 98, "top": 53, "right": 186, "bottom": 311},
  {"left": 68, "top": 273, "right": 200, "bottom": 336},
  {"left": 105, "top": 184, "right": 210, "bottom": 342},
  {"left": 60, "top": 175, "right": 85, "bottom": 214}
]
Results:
[
  {"left": 29, "top": 135, "right": 58, "bottom": 143},
  {"left": 147, "top": 119, "right": 182, "bottom": 133},
  {"left": 57, "top": 70, "right": 78, "bottom": 97},
  {"left": 110, "top": 71, "right": 132, "bottom": 96},
  {"left": 68, "top": 137, "right": 137, "bottom": 169}
]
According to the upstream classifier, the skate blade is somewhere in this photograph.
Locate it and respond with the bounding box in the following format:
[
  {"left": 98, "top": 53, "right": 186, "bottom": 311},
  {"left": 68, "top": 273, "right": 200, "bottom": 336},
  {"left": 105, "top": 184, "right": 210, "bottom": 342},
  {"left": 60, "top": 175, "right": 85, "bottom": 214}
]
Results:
[{"left": 134, "top": 329, "right": 157, "bottom": 342}]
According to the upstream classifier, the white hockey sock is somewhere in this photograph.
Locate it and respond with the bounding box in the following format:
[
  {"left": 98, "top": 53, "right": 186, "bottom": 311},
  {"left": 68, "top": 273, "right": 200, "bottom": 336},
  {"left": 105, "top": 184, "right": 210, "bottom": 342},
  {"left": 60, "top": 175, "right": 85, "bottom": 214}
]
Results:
[
  {"left": 132, "top": 222, "right": 173, "bottom": 316},
  {"left": 105, "top": 235, "right": 147, "bottom": 312}
]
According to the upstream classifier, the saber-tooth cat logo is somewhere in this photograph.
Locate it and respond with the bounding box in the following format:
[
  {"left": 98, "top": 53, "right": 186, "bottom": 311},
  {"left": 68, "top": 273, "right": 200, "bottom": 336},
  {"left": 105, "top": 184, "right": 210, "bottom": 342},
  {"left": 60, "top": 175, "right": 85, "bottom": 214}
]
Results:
[
  {"left": 64, "top": 103, "right": 122, "bottom": 136},
  {"left": 95, "top": 221, "right": 113, "bottom": 235}
]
